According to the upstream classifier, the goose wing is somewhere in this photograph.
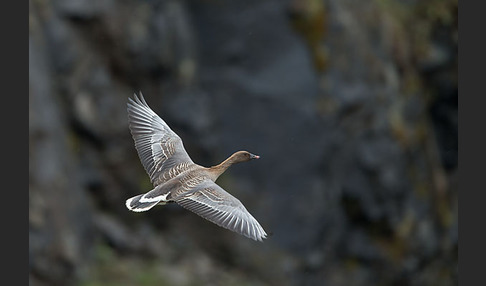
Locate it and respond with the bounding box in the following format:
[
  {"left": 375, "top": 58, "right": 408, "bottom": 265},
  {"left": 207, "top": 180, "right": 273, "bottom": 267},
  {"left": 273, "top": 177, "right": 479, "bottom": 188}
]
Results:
[
  {"left": 174, "top": 179, "right": 267, "bottom": 241},
  {"left": 127, "top": 93, "right": 194, "bottom": 186}
]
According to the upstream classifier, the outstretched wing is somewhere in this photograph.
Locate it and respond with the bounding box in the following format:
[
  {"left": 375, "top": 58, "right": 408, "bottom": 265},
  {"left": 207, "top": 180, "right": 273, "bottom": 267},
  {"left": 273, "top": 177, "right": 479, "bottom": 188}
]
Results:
[
  {"left": 127, "top": 93, "right": 194, "bottom": 186},
  {"left": 174, "top": 179, "right": 267, "bottom": 241}
]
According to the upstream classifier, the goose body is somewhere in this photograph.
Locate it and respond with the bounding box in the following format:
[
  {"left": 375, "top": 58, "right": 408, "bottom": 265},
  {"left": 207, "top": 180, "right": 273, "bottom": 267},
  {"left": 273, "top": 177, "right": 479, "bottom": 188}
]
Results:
[{"left": 125, "top": 93, "right": 267, "bottom": 241}]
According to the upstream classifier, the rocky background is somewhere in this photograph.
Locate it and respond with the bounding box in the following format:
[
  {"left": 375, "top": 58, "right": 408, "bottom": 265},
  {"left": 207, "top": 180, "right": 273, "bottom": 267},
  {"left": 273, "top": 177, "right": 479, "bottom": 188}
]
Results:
[{"left": 29, "top": 0, "right": 457, "bottom": 285}]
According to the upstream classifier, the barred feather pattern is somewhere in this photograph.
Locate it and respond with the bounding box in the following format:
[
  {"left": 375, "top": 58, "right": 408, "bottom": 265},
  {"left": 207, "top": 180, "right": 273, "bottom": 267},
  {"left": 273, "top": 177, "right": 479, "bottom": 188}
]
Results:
[
  {"left": 174, "top": 180, "right": 268, "bottom": 241},
  {"left": 127, "top": 93, "right": 194, "bottom": 185}
]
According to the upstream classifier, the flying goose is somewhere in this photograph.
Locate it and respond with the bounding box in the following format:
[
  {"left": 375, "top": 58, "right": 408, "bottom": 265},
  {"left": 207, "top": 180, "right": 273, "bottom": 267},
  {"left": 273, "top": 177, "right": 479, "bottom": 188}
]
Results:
[{"left": 125, "top": 93, "right": 267, "bottom": 241}]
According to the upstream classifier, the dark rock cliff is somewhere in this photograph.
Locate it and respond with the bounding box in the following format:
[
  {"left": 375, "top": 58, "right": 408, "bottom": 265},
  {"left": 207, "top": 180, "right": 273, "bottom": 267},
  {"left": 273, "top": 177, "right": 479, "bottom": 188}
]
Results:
[{"left": 29, "top": 0, "right": 457, "bottom": 285}]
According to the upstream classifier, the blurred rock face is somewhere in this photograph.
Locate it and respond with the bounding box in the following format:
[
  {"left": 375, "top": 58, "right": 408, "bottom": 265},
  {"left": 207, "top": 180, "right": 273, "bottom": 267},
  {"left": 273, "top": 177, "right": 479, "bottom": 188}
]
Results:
[{"left": 29, "top": 0, "right": 457, "bottom": 285}]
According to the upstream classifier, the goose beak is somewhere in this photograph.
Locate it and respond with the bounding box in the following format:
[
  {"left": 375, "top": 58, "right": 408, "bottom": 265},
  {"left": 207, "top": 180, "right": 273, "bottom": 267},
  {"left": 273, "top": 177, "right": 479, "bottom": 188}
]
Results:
[{"left": 250, "top": 154, "right": 260, "bottom": 159}]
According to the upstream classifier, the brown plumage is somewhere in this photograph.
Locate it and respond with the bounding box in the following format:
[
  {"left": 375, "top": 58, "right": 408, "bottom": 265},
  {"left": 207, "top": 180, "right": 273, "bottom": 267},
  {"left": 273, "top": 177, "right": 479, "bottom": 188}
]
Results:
[{"left": 125, "top": 93, "right": 267, "bottom": 241}]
